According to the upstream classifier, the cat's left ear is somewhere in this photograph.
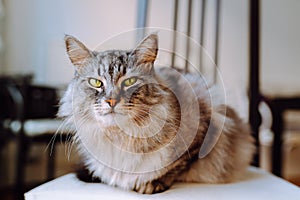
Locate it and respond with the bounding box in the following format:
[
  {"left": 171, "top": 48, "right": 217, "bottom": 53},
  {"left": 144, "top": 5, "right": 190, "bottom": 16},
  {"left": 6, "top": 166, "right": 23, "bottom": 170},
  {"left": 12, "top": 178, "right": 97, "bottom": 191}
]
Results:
[
  {"left": 65, "top": 35, "right": 94, "bottom": 68},
  {"left": 132, "top": 34, "right": 158, "bottom": 66}
]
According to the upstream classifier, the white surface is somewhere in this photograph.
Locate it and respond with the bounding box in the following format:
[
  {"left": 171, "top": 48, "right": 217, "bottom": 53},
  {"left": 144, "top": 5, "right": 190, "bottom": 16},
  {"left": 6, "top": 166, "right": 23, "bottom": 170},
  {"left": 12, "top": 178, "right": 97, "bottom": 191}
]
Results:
[
  {"left": 25, "top": 167, "right": 300, "bottom": 200},
  {"left": 24, "top": 119, "right": 64, "bottom": 136},
  {"left": 5, "top": 119, "right": 73, "bottom": 136}
]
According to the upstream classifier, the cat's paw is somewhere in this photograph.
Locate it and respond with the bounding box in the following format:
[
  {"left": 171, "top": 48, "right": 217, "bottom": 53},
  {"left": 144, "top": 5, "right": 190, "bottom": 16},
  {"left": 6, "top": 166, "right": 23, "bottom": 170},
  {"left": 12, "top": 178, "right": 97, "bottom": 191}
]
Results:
[
  {"left": 134, "top": 180, "right": 169, "bottom": 194},
  {"left": 76, "top": 166, "right": 101, "bottom": 183}
]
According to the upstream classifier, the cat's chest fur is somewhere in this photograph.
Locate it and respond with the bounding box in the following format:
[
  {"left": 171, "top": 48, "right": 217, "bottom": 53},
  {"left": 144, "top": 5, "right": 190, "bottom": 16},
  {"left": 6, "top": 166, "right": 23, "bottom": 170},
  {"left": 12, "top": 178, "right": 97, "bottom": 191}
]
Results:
[{"left": 76, "top": 122, "right": 172, "bottom": 189}]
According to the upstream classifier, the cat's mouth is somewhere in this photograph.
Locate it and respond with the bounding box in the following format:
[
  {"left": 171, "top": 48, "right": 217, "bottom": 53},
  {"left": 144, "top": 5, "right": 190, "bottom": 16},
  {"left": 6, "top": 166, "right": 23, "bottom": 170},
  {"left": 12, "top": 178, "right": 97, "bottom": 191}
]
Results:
[
  {"left": 102, "top": 108, "right": 125, "bottom": 116},
  {"left": 103, "top": 111, "right": 117, "bottom": 116}
]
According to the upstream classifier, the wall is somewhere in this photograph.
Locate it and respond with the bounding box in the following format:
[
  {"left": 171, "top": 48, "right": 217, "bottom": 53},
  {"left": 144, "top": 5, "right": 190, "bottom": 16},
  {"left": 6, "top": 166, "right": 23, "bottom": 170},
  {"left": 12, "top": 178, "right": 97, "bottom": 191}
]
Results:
[
  {"left": 261, "top": 0, "right": 300, "bottom": 97},
  {"left": 2, "top": 0, "right": 300, "bottom": 111},
  {"left": 3, "top": 0, "right": 137, "bottom": 85},
  {"left": 0, "top": 0, "right": 4, "bottom": 74}
]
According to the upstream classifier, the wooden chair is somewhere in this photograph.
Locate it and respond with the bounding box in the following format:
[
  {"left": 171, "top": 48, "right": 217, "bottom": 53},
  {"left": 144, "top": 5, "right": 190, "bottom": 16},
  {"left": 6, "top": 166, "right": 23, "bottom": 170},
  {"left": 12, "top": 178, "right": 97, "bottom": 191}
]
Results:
[
  {"left": 139, "top": 0, "right": 300, "bottom": 177},
  {"left": 249, "top": 0, "right": 300, "bottom": 177},
  {"left": 137, "top": 0, "right": 262, "bottom": 166},
  {"left": 0, "top": 75, "right": 69, "bottom": 199}
]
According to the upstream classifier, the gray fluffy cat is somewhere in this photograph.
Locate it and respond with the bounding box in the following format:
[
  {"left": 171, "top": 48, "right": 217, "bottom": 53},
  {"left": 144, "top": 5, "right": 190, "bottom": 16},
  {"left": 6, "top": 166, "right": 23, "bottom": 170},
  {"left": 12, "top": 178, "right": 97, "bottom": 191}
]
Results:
[{"left": 58, "top": 34, "right": 255, "bottom": 194}]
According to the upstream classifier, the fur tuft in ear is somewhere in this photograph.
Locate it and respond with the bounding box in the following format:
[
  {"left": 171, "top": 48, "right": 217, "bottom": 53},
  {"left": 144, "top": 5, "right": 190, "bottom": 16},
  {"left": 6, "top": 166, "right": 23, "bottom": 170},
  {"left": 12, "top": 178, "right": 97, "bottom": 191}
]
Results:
[
  {"left": 65, "top": 35, "right": 93, "bottom": 67},
  {"left": 133, "top": 34, "right": 158, "bottom": 65}
]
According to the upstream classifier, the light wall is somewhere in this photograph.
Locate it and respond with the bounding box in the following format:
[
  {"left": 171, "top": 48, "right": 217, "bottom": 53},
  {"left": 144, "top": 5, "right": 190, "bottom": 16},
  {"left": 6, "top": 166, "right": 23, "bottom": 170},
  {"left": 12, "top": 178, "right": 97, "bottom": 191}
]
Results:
[
  {"left": 2, "top": 0, "right": 300, "bottom": 116},
  {"left": 261, "top": 0, "right": 300, "bottom": 97},
  {"left": 3, "top": 0, "right": 137, "bottom": 85}
]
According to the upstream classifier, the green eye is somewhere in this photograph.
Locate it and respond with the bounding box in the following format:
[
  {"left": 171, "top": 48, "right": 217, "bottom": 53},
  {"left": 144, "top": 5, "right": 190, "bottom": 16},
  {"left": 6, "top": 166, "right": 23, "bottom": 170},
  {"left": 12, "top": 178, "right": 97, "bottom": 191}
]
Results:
[
  {"left": 123, "top": 77, "right": 137, "bottom": 87},
  {"left": 88, "top": 78, "right": 102, "bottom": 88}
]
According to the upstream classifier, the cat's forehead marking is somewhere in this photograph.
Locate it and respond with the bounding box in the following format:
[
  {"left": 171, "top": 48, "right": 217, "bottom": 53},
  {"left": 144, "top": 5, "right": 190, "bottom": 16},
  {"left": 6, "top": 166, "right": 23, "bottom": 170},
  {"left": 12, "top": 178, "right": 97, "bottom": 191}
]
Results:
[{"left": 97, "top": 50, "right": 129, "bottom": 82}]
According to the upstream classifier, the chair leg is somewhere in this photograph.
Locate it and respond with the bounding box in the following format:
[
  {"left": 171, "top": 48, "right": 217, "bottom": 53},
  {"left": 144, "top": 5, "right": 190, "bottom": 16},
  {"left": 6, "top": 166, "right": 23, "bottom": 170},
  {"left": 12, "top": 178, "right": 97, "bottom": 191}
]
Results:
[
  {"left": 15, "top": 133, "right": 28, "bottom": 200},
  {"left": 47, "top": 140, "right": 56, "bottom": 180},
  {"left": 269, "top": 102, "right": 283, "bottom": 177}
]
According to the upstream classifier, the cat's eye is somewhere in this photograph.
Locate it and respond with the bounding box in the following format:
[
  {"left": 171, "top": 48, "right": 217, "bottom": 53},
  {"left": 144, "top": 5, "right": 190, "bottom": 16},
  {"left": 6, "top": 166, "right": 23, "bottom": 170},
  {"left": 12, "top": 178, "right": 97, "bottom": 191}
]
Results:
[
  {"left": 123, "top": 77, "right": 137, "bottom": 87},
  {"left": 88, "top": 78, "right": 103, "bottom": 88}
]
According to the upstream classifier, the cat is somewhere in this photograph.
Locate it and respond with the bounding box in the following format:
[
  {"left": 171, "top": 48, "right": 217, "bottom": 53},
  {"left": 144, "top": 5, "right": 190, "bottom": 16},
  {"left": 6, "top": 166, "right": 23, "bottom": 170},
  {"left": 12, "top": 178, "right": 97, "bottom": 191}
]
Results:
[{"left": 58, "top": 33, "right": 255, "bottom": 194}]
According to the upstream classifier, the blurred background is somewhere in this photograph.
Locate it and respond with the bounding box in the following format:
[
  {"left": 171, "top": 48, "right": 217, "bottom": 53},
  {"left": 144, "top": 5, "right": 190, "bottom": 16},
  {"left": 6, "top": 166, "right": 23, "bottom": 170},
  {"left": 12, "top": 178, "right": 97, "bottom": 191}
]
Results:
[{"left": 0, "top": 0, "right": 299, "bottom": 199}]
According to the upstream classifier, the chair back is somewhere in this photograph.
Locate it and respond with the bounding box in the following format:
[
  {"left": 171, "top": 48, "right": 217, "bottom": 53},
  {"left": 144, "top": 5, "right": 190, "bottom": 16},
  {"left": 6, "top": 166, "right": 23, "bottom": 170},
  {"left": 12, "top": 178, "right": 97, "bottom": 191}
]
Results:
[{"left": 0, "top": 75, "right": 58, "bottom": 133}]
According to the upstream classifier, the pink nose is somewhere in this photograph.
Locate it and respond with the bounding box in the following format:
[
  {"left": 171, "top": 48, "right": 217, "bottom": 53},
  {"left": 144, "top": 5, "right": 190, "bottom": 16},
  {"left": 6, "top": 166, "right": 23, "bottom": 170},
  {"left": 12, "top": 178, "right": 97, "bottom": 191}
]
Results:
[{"left": 105, "top": 99, "right": 117, "bottom": 107}]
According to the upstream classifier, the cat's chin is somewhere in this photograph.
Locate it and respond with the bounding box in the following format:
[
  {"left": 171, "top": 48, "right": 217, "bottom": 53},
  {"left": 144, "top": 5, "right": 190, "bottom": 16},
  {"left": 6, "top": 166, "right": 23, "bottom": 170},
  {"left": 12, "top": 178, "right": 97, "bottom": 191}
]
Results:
[
  {"left": 95, "top": 113, "right": 122, "bottom": 127},
  {"left": 95, "top": 113, "right": 139, "bottom": 131}
]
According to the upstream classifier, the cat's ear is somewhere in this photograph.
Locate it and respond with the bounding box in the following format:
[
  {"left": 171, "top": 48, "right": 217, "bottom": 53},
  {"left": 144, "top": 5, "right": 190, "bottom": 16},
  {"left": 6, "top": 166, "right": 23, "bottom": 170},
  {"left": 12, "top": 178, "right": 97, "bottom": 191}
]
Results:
[
  {"left": 132, "top": 34, "right": 158, "bottom": 65},
  {"left": 65, "top": 35, "right": 93, "bottom": 68}
]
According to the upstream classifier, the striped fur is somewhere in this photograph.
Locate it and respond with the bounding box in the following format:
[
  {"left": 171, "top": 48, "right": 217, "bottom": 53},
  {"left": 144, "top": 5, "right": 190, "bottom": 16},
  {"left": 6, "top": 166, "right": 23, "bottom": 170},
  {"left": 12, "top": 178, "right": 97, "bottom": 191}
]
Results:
[{"left": 58, "top": 34, "right": 255, "bottom": 194}]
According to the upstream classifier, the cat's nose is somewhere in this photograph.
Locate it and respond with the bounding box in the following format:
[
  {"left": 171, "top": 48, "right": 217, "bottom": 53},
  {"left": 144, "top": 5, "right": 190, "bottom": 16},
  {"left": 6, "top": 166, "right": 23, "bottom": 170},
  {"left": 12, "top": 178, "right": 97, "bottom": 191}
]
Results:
[{"left": 105, "top": 98, "right": 118, "bottom": 107}]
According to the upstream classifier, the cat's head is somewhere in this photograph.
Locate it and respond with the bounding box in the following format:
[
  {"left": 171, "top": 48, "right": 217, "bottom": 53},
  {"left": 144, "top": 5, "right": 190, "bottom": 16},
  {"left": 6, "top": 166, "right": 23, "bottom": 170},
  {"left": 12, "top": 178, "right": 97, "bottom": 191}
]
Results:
[{"left": 62, "top": 34, "right": 171, "bottom": 129}]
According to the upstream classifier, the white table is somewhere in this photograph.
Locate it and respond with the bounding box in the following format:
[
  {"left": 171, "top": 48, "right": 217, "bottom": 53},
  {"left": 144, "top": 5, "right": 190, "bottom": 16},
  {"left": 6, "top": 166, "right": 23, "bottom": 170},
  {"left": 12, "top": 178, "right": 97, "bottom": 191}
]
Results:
[{"left": 25, "top": 167, "right": 300, "bottom": 200}]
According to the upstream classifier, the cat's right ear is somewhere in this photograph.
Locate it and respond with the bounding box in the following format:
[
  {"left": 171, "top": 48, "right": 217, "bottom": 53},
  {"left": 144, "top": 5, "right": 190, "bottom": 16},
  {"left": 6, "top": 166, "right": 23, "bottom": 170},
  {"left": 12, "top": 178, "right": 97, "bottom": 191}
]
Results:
[{"left": 65, "top": 35, "right": 93, "bottom": 68}]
